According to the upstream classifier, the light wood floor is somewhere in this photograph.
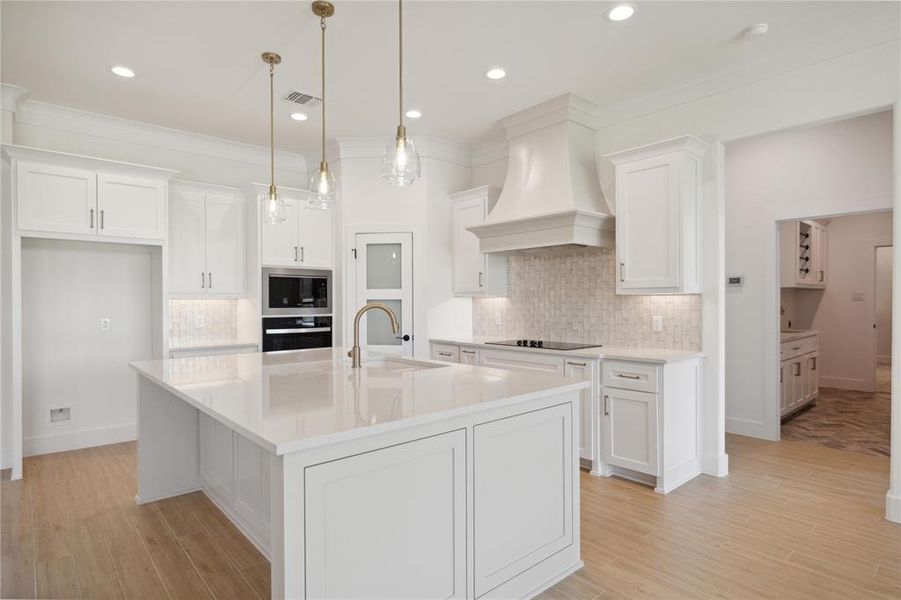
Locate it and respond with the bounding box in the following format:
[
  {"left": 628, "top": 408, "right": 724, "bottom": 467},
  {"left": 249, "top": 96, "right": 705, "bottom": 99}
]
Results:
[{"left": 3, "top": 435, "right": 900, "bottom": 599}]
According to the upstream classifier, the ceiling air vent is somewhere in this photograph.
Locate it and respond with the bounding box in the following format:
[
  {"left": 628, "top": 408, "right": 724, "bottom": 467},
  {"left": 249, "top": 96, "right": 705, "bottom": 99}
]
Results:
[{"left": 283, "top": 91, "right": 322, "bottom": 107}]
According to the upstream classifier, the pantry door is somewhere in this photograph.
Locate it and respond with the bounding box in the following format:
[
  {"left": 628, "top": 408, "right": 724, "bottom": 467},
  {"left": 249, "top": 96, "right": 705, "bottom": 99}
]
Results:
[{"left": 354, "top": 232, "right": 414, "bottom": 357}]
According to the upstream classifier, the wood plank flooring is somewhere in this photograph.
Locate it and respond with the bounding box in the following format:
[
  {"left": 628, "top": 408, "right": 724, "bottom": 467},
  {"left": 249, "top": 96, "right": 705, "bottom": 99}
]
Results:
[{"left": 3, "top": 434, "right": 900, "bottom": 599}]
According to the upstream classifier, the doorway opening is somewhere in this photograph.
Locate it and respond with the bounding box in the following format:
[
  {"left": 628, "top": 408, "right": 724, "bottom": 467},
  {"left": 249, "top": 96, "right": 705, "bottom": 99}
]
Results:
[{"left": 779, "top": 212, "right": 892, "bottom": 457}]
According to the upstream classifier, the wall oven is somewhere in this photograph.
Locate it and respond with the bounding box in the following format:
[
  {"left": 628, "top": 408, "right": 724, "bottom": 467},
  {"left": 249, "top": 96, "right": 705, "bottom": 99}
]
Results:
[
  {"left": 262, "top": 267, "right": 331, "bottom": 316},
  {"left": 262, "top": 316, "right": 333, "bottom": 352}
]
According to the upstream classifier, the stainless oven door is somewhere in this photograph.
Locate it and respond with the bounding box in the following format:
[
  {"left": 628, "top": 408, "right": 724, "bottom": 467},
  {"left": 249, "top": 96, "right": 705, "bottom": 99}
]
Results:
[
  {"left": 262, "top": 316, "right": 333, "bottom": 351},
  {"left": 262, "top": 268, "right": 332, "bottom": 316}
]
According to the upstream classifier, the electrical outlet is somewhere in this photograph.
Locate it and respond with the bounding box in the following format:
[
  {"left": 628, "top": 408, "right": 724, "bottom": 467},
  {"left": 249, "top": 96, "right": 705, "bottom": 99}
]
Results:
[
  {"left": 652, "top": 315, "right": 664, "bottom": 332},
  {"left": 100, "top": 317, "right": 111, "bottom": 331},
  {"left": 50, "top": 407, "right": 70, "bottom": 422}
]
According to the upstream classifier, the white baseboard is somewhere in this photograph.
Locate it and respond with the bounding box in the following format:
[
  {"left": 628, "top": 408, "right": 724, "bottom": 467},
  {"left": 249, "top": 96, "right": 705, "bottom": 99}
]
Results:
[
  {"left": 725, "top": 416, "right": 776, "bottom": 440},
  {"left": 701, "top": 452, "right": 729, "bottom": 477},
  {"left": 819, "top": 376, "right": 870, "bottom": 391},
  {"left": 23, "top": 422, "right": 136, "bottom": 457},
  {"left": 887, "top": 490, "right": 901, "bottom": 524}
]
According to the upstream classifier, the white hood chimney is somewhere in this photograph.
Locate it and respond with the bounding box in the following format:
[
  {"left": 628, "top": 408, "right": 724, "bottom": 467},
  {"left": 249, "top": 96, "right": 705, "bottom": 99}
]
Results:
[{"left": 468, "top": 93, "right": 613, "bottom": 253}]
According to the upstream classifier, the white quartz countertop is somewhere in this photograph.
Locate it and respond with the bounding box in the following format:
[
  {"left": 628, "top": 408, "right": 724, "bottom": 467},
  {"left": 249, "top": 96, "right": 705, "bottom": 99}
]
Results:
[
  {"left": 780, "top": 329, "right": 818, "bottom": 343},
  {"left": 430, "top": 337, "right": 703, "bottom": 364},
  {"left": 168, "top": 340, "right": 260, "bottom": 352},
  {"left": 130, "top": 348, "right": 588, "bottom": 455}
]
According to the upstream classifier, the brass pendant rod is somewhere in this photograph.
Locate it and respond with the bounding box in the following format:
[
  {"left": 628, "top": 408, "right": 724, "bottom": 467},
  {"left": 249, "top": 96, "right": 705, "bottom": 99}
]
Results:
[
  {"left": 398, "top": 0, "right": 403, "bottom": 132},
  {"left": 320, "top": 14, "right": 327, "bottom": 167},
  {"left": 269, "top": 61, "right": 275, "bottom": 192}
]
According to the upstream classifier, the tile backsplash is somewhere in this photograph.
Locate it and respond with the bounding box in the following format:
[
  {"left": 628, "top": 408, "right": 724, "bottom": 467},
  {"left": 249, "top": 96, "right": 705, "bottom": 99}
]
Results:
[
  {"left": 473, "top": 247, "right": 701, "bottom": 350},
  {"left": 169, "top": 299, "right": 239, "bottom": 347}
]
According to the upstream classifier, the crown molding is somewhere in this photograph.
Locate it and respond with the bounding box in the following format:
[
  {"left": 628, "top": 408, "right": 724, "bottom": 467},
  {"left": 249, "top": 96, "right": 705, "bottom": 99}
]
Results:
[
  {"left": 1, "top": 83, "right": 28, "bottom": 112},
  {"left": 2, "top": 144, "right": 178, "bottom": 179},
  {"left": 472, "top": 139, "right": 508, "bottom": 166},
  {"left": 14, "top": 100, "right": 308, "bottom": 174},
  {"left": 332, "top": 135, "right": 472, "bottom": 166}
]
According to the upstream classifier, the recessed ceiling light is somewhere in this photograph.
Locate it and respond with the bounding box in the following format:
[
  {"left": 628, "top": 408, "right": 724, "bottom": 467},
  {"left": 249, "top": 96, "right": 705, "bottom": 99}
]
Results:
[
  {"left": 405, "top": 109, "right": 422, "bottom": 119},
  {"left": 485, "top": 68, "right": 506, "bottom": 80},
  {"left": 111, "top": 65, "right": 135, "bottom": 78},
  {"left": 606, "top": 4, "right": 635, "bottom": 22},
  {"left": 290, "top": 112, "right": 308, "bottom": 121}
]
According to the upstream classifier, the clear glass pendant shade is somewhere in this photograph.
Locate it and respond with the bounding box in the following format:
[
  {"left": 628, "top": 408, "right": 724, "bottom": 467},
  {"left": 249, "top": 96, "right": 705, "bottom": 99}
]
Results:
[
  {"left": 261, "top": 189, "right": 287, "bottom": 224},
  {"left": 309, "top": 163, "right": 337, "bottom": 209},
  {"left": 381, "top": 134, "right": 420, "bottom": 187}
]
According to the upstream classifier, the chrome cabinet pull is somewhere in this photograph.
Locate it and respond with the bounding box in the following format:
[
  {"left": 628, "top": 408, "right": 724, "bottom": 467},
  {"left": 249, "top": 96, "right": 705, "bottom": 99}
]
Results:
[
  {"left": 478, "top": 272, "right": 483, "bottom": 287},
  {"left": 792, "top": 345, "right": 801, "bottom": 351},
  {"left": 438, "top": 352, "right": 452, "bottom": 357},
  {"left": 461, "top": 349, "right": 476, "bottom": 355},
  {"left": 294, "top": 246, "right": 299, "bottom": 262},
  {"left": 604, "top": 394, "right": 610, "bottom": 416},
  {"left": 208, "top": 272, "right": 212, "bottom": 289},
  {"left": 811, "top": 357, "right": 817, "bottom": 371},
  {"left": 566, "top": 361, "right": 587, "bottom": 367},
  {"left": 300, "top": 246, "right": 305, "bottom": 262},
  {"left": 819, "top": 270, "right": 824, "bottom": 282},
  {"left": 89, "top": 208, "right": 94, "bottom": 229},
  {"left": 617, "top": 373, "right": 641, "bottom": 380},
  {"left": 794, "top": 362, "right": 801, "bottom": 377},
  {"left": 201, "top": 272, "right": 205, "bottom": 288},
  {"left": 100, "top": 209, "right": 105, "bottom": 229},
  {"left": 779, "top": 367, "right": 783, "bottom": 384},
  {"left": 619, "top": 262, "right": 625, "bottom": 282}
]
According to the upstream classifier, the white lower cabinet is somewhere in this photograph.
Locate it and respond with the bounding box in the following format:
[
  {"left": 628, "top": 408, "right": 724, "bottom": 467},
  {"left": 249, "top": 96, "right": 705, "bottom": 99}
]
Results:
[
  {"left": 780, "top": 333, "right": 819, "bottom": 417},
  {"left": 479, "top": 348, "right": 565, "bottom": 375},
  {"left": 304, "top": 430, "right": 467, "bottom": 599},
  {"left": 473, "top": 404, "right": 573, "bottom": 596},
  {"left": 430, "top": 343, "right": 460, "bottom": 363},
  {"left": 459, "top": 347, "right": 480, "bottom": 365},
  {"left": 602, "top": 358, "right": 702, "bottom": 494}
]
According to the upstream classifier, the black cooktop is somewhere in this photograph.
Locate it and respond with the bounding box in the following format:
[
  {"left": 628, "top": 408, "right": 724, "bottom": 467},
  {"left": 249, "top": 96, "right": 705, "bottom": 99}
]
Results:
[{"left": 485, "top": 339, "right": 600, "bottom": 351}]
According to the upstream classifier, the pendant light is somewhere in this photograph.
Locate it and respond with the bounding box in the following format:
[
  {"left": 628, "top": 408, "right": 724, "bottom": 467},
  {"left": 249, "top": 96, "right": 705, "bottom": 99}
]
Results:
[
  {"left": 309, "top": 1, "right": 337, "bottom": 209},
  {"left": 381, "top": 0, "right": 420, "bottom": 186},
  {"left": 260, "top": 52, "right": 287, "bottom": 224}
]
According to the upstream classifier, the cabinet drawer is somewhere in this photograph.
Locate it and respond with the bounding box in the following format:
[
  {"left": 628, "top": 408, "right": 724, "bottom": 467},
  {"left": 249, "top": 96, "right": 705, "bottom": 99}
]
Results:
[
  {"left": 781, "top": 336, "right": 818, "bottom": 361},
  {"left": 603, "top": 361, "right": 659, "bottom": 393},
  {"left": 430, "top": 344, "right": 460, "bottom": 363},
  {"left": 479, "top": 348, "right": 565, "bottom": 375}
]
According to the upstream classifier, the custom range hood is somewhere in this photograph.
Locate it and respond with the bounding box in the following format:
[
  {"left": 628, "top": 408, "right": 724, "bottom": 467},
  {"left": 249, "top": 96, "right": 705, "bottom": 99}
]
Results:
[{"left": 468, "top": 93, "right": 613, "bottom": 253}]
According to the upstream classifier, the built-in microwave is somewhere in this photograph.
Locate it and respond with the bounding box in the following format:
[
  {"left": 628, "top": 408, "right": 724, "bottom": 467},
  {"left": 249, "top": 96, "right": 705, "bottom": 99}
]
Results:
[{"left": 262, "top": 267, "right": 332, "bottom": 316}]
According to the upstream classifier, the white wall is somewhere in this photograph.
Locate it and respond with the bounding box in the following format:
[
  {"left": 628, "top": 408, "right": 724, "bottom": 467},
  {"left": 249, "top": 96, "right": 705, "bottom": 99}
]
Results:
[
  {"left": 725, "top": 111, "right": 894, "bottom": 437},
  {"left": 877, "top": 245, "right": 893, "bottom": 363},
  {"left": 21, "top": 239, "right": 154, "bottom": 455},
  {"left": 333, "top": 139, "right": 473, "bottom": 359}
]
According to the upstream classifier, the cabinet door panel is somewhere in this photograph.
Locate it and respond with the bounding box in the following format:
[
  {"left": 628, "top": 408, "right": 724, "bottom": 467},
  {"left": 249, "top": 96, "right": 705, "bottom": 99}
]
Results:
[
  {"left": 305, "top": 430, "right": 466, "bottom": 599},
  {"left": 603, "top": 387, "right": 658, "bottom": 475},
  {"left": 205, "top": 193, "right": 245, "bottom": 296},
  {"left": 479, "top": 349, "right": 565, "bottom": 375},
  {"left": 452, "top": 197, "right": 486, "bottom": 293},
  {"left": 168, "top": 189, "right": 206, "bottom": 295},
  {"left": 617, "top": 157, "right": 679, "bottom": 291},
  {"left": 473, "top": 403, "right": 573, "bottom": 596},
  {"left": 17, "top": 162, "right": 96, "bottom": 235},
  {"left": 97, "top": 173, "right": 166, "bottom": 239},
  {"left": 459, "top": 348, "right": 480, "bottom": 365},
  {"left": 260, "top": 197, "right": 299, "bottom": 267},
  {"left": 298, "top": 203, "right": 333, "bottom": 268}
]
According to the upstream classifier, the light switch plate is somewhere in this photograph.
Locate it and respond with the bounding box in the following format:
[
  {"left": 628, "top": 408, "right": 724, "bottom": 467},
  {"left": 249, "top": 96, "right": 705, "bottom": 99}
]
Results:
[
  {"left": 100, "top": 318, "right": 111, "bottom": 331},
  {"left": 652, "top": 315, "right": 664, "bottom": 332}
]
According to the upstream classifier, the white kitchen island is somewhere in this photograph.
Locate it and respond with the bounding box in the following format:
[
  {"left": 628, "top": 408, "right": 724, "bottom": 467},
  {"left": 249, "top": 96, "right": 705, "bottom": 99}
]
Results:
[{"left": 130, "top": 348, "right": 588, "bottom": 600}]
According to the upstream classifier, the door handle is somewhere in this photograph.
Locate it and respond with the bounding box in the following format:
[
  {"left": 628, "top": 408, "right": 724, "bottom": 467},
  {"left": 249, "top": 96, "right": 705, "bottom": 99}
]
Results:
[
  {"left": 89, "top": 208, "right": 94, "bottom": 229},
  {"left": 604, "top": 394, "right": 610, "bottom": 416},
  {"left": 396, "top": 334, "right": 411, "bottom": 342}
]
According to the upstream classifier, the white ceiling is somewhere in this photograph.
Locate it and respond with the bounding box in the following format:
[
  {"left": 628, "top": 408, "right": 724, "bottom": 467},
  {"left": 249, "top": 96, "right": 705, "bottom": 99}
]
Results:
[{"left": 2, "top": 1, "right": 897, "bottom": 156}]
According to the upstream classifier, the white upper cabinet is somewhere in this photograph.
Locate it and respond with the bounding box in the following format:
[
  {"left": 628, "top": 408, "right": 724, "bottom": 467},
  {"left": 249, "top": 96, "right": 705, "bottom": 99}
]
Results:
[
  {"left": 605, "top": 136, "right": 708, "bottom": 295},
  {"left": 260, "top": 187, "right": 334, "bottom": 269},
  {"left": 780, "top": 220, "right": 827, "bottom": 289},
  {"left": 8, "top": 146, "right": 175, "bottom": 242},
  {"left": 97, "top": 173, "right": 167, "bottom": 239},
  {"left": 16, "top": 162, "right": 96, "bottom": 235},
  {"left": 450, "top": 186, "right": 507, "bottom": 297},
  {"left": 169, "top": 182, "right": 245, "bottom": 298}
]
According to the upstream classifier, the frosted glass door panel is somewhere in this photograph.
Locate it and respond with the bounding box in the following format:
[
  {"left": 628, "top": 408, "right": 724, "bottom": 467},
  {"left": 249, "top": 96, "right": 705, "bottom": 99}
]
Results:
[
  {"left": 355, "top": 233, "right": 413, "bottom": 357},
  {"left": 366, "top": 299, "right": 403, "bottom": 346},
  {"left": 366, "top": 244, "right": 403, "bottom": 289}
]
